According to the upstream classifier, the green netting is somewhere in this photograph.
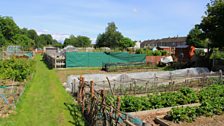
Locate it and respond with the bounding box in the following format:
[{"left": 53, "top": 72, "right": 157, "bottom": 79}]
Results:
[{"left": 65, "top": 52, "right": 146, "bottom": 67}]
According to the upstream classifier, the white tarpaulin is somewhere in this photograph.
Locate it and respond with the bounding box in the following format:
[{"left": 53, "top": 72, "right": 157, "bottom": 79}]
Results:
[
  {"left": 160, "top": 56, "right": 173, "bottom": 64},
  {"left": 65, "top": 67, "right": 210, "bottom": 92}
]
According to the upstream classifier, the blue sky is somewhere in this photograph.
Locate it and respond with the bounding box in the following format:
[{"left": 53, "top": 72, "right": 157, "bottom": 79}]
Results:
[{"left": 0, "top": 0, "right": 210, "bottom": 43}]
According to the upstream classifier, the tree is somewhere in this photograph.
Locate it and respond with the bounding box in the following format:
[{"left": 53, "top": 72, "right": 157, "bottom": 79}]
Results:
[
  {"left": 0, "top": 33, "right": 7, "bottom": 47},
  {"left": 64, "top": 35, "right": 77, "bottom": 47},
  {"left": 63, "top": 35, "right": 91, "bottom": 47},
  {"left": 76, "top": 36, "right": 91, "bottom": 47},
  {"left": 95, "top": 22, "right": 123, "bottom": 48},
  {"left": 118, "top": 37, "right": 135, "bottom": 49},
  {"left": 200, "top": 0, "right": 224, "bottom": 48},
  {"left": 51, "top": 39, "right": 62, "bottom": 48},
  {"left": 38, "top": 34, "right": 54, "bottom": 47},
  {"left": 0, "top": 16, "right": 20, "bottom": 40},
  {"left": 12, "top": 34, "right": 34, "bottom": 50},
  {"left": 186, "top": 25, "right": 208, "bottom": 48}
]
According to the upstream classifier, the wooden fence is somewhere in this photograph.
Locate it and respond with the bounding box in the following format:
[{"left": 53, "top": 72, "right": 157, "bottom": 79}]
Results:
[{"left": 77, "top": 77, "right": 146, "bottom": 126}]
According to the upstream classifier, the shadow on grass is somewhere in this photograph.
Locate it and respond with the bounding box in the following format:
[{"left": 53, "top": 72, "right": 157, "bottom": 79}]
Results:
[
  {"left": 64, "top": 103, "right": 87, "bottom": 126},
  {"left": 40, "top": 59, "right": 54, "bottom": 70}
]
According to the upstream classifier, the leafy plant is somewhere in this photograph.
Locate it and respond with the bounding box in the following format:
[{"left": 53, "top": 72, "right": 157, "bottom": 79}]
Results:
[
  {"left": 0, "top": 58, "right": 35, "bottom": 82},
  {"left": 167, "top": 107, "right": 197, "bottom": 123}
]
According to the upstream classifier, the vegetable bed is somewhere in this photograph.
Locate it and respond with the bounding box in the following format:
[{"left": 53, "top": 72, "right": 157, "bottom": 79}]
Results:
[
  {"left": 107, "top": 87, "right": 199, "bottom": 112},
  {"left": 166, "top": 84, "right": 224, "bottom": 123}
]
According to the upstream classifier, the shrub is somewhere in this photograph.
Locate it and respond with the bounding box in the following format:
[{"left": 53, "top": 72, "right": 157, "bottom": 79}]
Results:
[{"left": 0, "top": 58, "right": 35, "bottom": 81}]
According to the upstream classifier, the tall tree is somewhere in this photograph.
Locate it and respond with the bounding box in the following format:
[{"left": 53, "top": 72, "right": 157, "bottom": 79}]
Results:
[
  {"left": 96, "top": 22, "right": 123, "bottom": 48},
  {"left": 200, "top": 0, "right": 224, "bottom": 48},
  {"left": 186, "top": 25, "right": 208, "bottom": 48}
]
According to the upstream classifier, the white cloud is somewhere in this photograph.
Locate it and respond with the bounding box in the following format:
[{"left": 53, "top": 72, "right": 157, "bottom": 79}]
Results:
[
  {"left": 36, "top": 29, "right": 70, "bottom": 43},
  {"left": 52, "top": 33, "right": 70, "bottom": 43}
]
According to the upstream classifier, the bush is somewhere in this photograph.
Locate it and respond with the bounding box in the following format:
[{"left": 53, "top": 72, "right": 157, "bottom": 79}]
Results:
[
  {"left": 152, "top": 50, "right": 162, "bottom": 56},
  {"left": 0, "top": 58, "right": 35, "bottom": 81},
  {"left": 135, "top": 48, "right": 145, "bottom": 54}
]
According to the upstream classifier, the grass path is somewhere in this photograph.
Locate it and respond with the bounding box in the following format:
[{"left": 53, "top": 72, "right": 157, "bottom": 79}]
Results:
[{"left": 0, "top": 55, "right": 85, "bottom": 126}]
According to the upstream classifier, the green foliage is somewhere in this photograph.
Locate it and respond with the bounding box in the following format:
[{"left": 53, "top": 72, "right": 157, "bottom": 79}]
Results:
[
  {"left": 168, "top": 84, "right": 224, "bottom": 123},
  {"left": 0, "top": 16, "right": 20, "bottom": 40},
  {"left": 135, "top": 48, "right": 145, "bottom": 54},
  {"left": 95, "top": 22, "right": 133, "bottom": 49},
  {"left": 12, "top": 34, "right": 34, "bottom": 50},
  {"left": 135, "top": 48, "right": 167, "bottom": 56},
  {"left": 0, "top": 58, "right": 35, "bottom": 81},
  {"left": 0, "top": 16, "right": 64, "bottom": 49},
  {"left": 210, "top": 49, "right": 224, "bottom": 59},
  {"left": 64, "top": 35, "right": 91, "bottom": 47},
  {"left": 186, "top": 25, "right": 208, "bottom": 48},
  {"left": 195, "top": 49, "right": 206, "bottom": 56},
  {"left": 0, "top": 55, "right": 85, "bottom": 126},
  {"left": 167, "top": 107, "right": 197, "bottom": 123},
  {"left": 200, "top": 0, "right": 224, "bottom": 48},
  {"left": 152, "top": 50, "right": 162, "bottom": 56},
  {"left": 160, "top": 50, "right": 168, "bottom": 56},
  {"left": 117, "top": 87, "right": 198, "bottom": 112},
  {"left": 118, "top": 37, "right": 135, "bottom": 49},
  {"left": 0, "top": 33, "right": 7, "bottom": 47}
]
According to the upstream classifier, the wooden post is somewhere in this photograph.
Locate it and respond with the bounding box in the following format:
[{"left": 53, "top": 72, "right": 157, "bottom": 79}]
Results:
[
  {"left": 106, "top": 77, "right": 114, "bottom": 95},
  {"left": 153, "top": 73, "right": 158, "bottom": 93},
  {"left": 100, "top": 90, "right": 107, "bottom": 126},
  {"left": 116, "top": 96, "right": 121, "bottom": 126},
  {"left": 120, "top": 83, "right": 122, "bottom": 95},
  {"left": 77, "top": 76, "right": 82, "bottom": 103},
  {"left": 145, "top": 83, "right": 148, "bottom": 93},
  {"left": 219, "top": 70, "right": 223, "bottom": 81},
  {"left": 109, "top": 106, "right": 113, "bottom": 125},
  {"left": 169, "top": 72, "right": 173, "bottom": 82},
  {"left": 134, "top": 80, "right": 136, "bottom": 95},
  {"left": 90, "top": 81, "right": 94, "bottom": 98},
  {"left": 72, "top": 79, "right": 76, "bottom": 95}
]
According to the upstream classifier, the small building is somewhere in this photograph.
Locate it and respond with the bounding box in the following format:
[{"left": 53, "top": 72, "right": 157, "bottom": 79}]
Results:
[
  {"left": 134, "top": 41, "right": 141, "bottom": 49},
  {"left": 63, "top": 45, "right": 77, "bottom": 52},
  {"left": 44, "top": 46, "right": 58, "bottom": 54},
  {"left": 175, "top": 45, "right": 195, "bottom": 63}
]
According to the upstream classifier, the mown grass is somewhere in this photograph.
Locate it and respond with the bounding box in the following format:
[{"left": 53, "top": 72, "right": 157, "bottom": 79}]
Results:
[{"left": 0, "top": 55, "right": 85, "bottom": 126}]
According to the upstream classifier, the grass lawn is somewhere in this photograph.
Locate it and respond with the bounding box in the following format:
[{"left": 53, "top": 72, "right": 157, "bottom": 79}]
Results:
[{"left": 0, "top": 55, "right": 85, "bottom": 126}]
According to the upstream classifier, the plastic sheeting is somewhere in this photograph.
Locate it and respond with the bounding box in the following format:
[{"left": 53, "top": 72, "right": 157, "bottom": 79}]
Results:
[{"left": 65, "top": 67, "right": 210, "bottom": 93}]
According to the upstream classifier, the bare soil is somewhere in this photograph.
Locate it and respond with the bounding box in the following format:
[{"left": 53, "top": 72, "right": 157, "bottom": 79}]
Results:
[{"left": 157, "top": 114, "right": 224, "bottom": 126}]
